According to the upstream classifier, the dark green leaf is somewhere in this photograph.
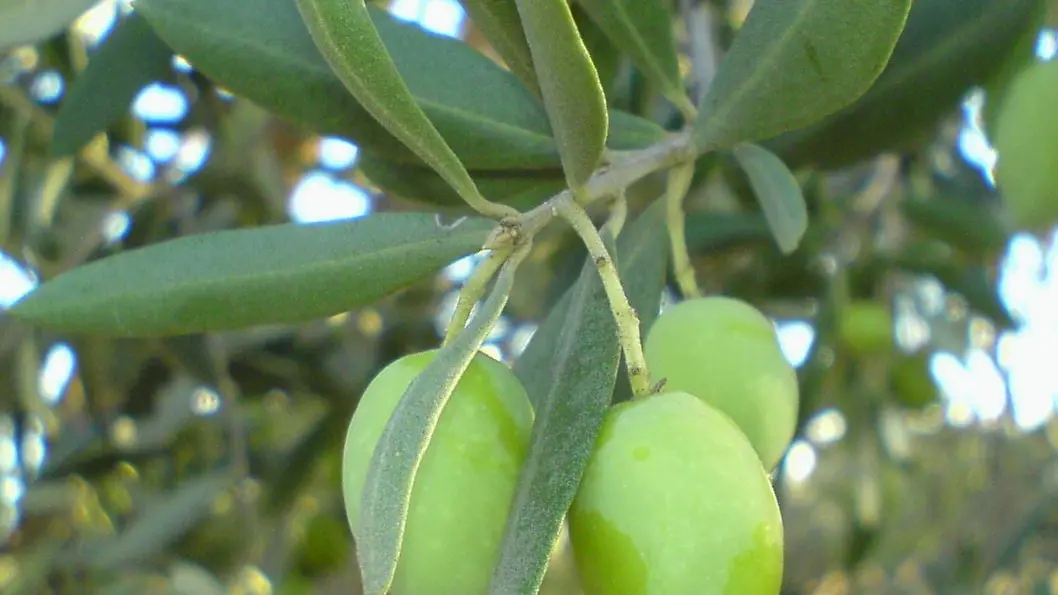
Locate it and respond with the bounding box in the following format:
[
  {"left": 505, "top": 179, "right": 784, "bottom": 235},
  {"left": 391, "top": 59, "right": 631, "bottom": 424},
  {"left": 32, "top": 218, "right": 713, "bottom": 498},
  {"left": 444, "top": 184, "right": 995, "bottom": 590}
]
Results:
[
  {"left": 882, "top": 240, "right": 1016, "bottom": 329},
  {"left": 136, "top": 0, "right": 557, "bottom": 170},
  {"left": 516, "top": 0, "right": 609, "bottom": 187},
  {"left": 731, "top": 143, "right": 807, "bottom": 254},
  {"left": 900, "top": 195, "right": 1011, "bottom": 258},
  {"left": 694, "top": 0, "right": 911, "bottom": 151},
  {"left": 767, "top": 0, "right": 1044, "bottom": 170},
  {"left": 294, "top": 0, "right": 485, "bottom": 209},
  {"left": 575, "top": 0, "right": 688, "bottom": 110},
  {"left": 10, "top": 213, "right": 494, "bottom": 336},
  {"left": 358, "top": 259, "right": 517, "bottom": 595},
  {"left": 458, "top": 0, "right": 539, "bottom": 95},
  {"left": 80, "top": 473, "right": 233, "bottom": 569},
  {"left": 0, "top": 0, "right": 98, "bottom": 49},
  {"left": 491, "top": 201, "right": 669, "bottom": 594},
  {"left": 684, "top": 212, "right": 773, "bottom": 253},
  {"left": 52, "top": 12, "right": 174, "bottom": 156},
  {"left": 357, "top": 152, "right": 566, "bottom": 211}
]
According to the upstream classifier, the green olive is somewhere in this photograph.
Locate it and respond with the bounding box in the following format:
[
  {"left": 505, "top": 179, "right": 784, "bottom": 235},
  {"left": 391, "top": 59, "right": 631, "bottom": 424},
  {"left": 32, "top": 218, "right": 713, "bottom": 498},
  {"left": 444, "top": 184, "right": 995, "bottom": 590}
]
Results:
[
  {"left": 341, "top": 350, "right": 534, "bottom": 594},
  {"left": 839, "top": 301, "right": 895, "bottom": 355},
  {"left": 643, "top": 297, "right": 799, "bottom": 470},
  {"left": 569, "top": 391, "right": 785, "bottom": 595},
  {"left": 994, "top": 59, "right": 1058, "bottom": 232}
]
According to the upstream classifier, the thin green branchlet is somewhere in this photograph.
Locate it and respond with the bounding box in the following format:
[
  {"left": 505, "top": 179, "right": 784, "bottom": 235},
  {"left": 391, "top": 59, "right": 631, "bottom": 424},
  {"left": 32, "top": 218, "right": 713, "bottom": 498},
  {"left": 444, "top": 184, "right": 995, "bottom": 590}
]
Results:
[
  {"left": 442, "top": 246, "right": 513, "bottom": 346},
  {"left": 665, "top": 161, "right": 700, "bottom": 298},
  {"left": 555, "top": 198, "right": 652, "bottom": 398},
  {"left": 454, "top": 132, "right": 697, "bottom": 392}
]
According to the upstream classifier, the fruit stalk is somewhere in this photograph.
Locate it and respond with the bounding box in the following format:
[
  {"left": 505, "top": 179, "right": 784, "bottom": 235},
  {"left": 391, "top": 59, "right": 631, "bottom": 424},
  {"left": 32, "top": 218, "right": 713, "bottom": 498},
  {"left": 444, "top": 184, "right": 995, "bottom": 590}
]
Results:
[
  {"left": 664, "top": 161, "right": 700, "bottom": 298},
  {"left": 443, "top": 245, "right": 513, "bottom": 346},
  {"left": 555, "top": 198, "right": 652, "bottom": 397}
]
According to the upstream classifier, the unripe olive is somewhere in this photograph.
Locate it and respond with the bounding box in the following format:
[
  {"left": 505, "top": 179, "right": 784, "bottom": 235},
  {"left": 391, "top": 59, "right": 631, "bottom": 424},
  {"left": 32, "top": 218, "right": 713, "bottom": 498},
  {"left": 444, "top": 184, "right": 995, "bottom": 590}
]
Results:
[
  {"left": 839, "top": 301, "right": 894, "bottom": 356},
  {"left": 569, "top": 391, "right": 784, "bottom": 595},
  {"left": 994, "top": 59, "right": 1058, "bottom": 232},
  {"left": 643, "top": 297, "right": 798, "bottom": 470},
  {"left": 341, "top": 350, "right": 534, "bottom": 595}
]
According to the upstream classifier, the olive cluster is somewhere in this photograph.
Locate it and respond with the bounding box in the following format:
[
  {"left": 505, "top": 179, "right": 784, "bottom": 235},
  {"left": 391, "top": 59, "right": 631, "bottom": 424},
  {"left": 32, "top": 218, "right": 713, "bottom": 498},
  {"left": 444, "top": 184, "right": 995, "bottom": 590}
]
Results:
[{"left": 341, "top": 297, "right": 799, "bottom": 595}]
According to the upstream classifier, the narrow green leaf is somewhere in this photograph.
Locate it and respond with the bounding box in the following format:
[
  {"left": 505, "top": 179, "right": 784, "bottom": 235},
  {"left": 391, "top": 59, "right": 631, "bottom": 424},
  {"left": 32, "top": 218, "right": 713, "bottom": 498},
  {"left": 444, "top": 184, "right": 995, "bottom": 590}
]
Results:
[
  {"left": 575, "top": 0, "right": 687, "bottom": 108},
  {"left": 295, "top": 0, "right": 488, "bottom": 211},
  {"left": 357, "top": 152, "right": 566, "bottom": 212},
  {"left": 458, "top": 0, "right": 539, "bottom": 95},
  {"left": 767, "top": 0, "right": 1045, "bottom": 170},
  {"left": 516, "top": 0, "right": 609, "bottom": 187},
  {"left": 491, "top": 201, "right": 669, "bottom": 594},
  {"left": 572, "top": 5, "right": 621, "bottom": 98},
  {"left": 358, "top": 260, "right": 518, "bottom": 595},
  {"left": 136, "top": 0, "right": 559, "bottom": 170},
  {"left": 52, "top": 12, "right": 173, "bottom": 157},
  {"left": 694, "top": 0, "right": 911, "bottom": 151},
  {"left": 731, "top": 143, "right": 807, "bottom": 254},
  {"left": 0, "top": 0, "right": 98, "bottom": 49},
  {"left": 80, "top": 473, "right": 233, "bottom": 569},
  {"left": 9, "top": 213, "right": 493, "bottom": 337},
  {"left": 683, "top": 212, "right": 772, "bottom": 253}
]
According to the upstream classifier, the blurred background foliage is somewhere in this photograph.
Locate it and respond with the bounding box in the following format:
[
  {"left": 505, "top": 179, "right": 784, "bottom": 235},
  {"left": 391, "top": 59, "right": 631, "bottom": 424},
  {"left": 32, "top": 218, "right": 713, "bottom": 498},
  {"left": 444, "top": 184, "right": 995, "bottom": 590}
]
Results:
[{"left": 1, "top": 0, "right": 1058, "bottom": 593}]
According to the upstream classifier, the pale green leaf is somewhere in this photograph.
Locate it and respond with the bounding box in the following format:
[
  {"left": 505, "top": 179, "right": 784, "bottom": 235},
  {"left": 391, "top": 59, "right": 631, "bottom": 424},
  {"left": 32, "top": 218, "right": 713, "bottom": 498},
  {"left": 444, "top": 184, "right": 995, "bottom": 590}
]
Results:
[
  {"left": 516, "top": 0, "right": 609, "bottom": 187},
  {"left": 295, "top": 0, "right": 486, "bottom": 209},
  {"left": 9, "top": 214, "right": 493, "bottom": 336},
  {"left": 0, "top": 0, "right": 98, "bottom": 49},
  {"left": 731, "top": 143, "right": 807, "bottom": 254},
  {"left": 491, "top": 201, "right": 669, "bottom": 594},
  {"left": 52, "top": 12, "right": 174, "bottom": 156},
  {"left": 358, "top": 260, "right": 517, "bottom": 595},
  {"left": 575, "top": 0, "right": 687, "bottom": 108},
  {"left": 694, "top": 0, "right": 911, "bottom": 151}
]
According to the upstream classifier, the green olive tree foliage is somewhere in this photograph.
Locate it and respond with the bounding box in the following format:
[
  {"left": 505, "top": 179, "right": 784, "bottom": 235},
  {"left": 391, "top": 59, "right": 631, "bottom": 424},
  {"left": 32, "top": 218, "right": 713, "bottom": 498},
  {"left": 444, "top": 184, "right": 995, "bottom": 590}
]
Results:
[{"left": 1, "top": 0, "right": 1057, "bottom": 593}]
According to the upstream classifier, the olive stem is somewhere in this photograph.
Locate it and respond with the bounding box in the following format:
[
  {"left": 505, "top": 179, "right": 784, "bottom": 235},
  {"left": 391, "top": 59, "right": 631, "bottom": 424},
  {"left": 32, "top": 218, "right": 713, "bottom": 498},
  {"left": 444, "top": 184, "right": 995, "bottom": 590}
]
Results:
[
  {"left": 665, "top": 161, "right": 701, "bottom": 298},
  {"left": 442, "top": 246, "right": 512, "bottom": 347},
  {"left": 555, "top": 199, "right": 652, "bottom": 397},
  {"left": 604, "top": 190, "right": 628, "bottom": 238}
]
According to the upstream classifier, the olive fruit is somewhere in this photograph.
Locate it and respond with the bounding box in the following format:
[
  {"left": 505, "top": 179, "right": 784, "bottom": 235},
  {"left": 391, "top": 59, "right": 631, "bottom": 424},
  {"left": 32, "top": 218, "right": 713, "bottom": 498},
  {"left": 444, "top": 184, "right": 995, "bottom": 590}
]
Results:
[
  {"left": 569, "top": 391, "right": 784, "bottom": 595},
  {"left": 994, "top": 59, "right": 1058, "bottom": 232},
  {"left": 839, "top": 301, "right": 894, "bottom": 356},
  {"left": 341, "top": 350, "right": 534, "bottom": 595},
  {"left": 643, "top": 297, "right": 798, "bottom": 470}
]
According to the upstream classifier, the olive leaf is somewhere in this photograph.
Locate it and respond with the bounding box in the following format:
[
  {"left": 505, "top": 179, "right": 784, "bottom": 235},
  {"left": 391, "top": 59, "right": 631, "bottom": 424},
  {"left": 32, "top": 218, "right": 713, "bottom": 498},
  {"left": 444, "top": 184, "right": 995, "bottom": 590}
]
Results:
[
  {"left": 9, "top": 213, "right": 494, "bottom": 337},
  {"left": 767, "top": 0, "right": 1045, "bottom": 170},
  {"left": 295, "top": 0, "right": 491, "bottom": 211},
  {"left": 458, "top": 0, "right": 539, "bottom": 95},
  {"left": 357, "top": 255, "right": 519, "bottom": 595},
  {"left": 515, "top": 0, "right": 609, "bottom": 187},
  {"left": 575, "top": 0, "right": 689, "bottom": 111},
  {"left": 490, "top": 200, "right": 669, "bottom": 594},
  {"left": 52, "top": 12, "right": 174, "bottom": 157},
  {"left": 731, "top": 143, "right": 807, "bottom": 254},
  {"left": 357, "top": 152, "right": 566, "bottom": 212},
  {"left": 694, "top": 0, "right": 912, "bottom": 152},
  {"left": 135, "top": 0, "right": 558, "bottom": 170},
  {"left": 0, "top": 0, "right": 98, "bottom": 50}
]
